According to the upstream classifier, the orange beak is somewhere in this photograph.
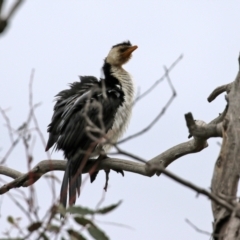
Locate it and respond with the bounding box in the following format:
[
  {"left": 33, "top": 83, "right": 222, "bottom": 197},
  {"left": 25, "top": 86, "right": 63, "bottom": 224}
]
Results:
[{"left": 122, "top": 45, "right": 138, "bottom": 58}]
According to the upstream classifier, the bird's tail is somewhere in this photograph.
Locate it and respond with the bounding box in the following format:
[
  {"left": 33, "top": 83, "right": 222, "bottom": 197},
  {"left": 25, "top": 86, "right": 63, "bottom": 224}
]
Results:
[
  {"left": 60, "top": 161, "right": 82, "bottom": 209},
  {"left": 60, "top": 144, "right": 96, "bottom": 210}
]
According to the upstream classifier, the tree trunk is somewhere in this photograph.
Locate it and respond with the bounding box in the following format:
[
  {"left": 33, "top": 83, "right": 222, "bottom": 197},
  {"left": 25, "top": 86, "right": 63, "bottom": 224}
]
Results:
[{"left": 211, "top": 56, "right": 240, "bottom": 239}]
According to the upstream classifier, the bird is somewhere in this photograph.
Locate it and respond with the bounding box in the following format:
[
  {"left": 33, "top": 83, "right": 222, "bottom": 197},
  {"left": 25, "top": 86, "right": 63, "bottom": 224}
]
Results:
[{"left": 45, "top": 41, "right": 137, "bottom": 209}]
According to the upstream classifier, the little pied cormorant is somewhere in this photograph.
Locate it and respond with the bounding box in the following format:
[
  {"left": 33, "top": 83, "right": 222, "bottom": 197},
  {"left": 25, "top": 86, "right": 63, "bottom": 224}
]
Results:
[{"left": 46, "top": 41, "right": 137, "bottom": 208}]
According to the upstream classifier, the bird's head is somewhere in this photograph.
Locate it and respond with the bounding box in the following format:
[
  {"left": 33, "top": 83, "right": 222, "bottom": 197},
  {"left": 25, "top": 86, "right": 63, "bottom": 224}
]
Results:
[{"left": 105, "top": 41, "right": 138, "bottom": 66}]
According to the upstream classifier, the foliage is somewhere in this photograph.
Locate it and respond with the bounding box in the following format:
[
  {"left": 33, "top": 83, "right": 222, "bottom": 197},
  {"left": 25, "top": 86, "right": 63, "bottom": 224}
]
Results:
[{"left": 4, "top": 201, "right": 122, "bottom": 240}]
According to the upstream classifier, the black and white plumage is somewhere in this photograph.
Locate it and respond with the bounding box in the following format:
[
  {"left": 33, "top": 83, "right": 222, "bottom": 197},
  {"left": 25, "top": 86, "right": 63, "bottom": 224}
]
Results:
[{"left": 46, "top": 41, "right": 137, "bottom": 208}]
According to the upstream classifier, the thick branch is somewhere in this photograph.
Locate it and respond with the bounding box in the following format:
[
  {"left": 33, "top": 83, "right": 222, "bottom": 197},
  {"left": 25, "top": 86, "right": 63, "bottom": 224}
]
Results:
[
  {"left": 0, "top": 133, "right": 209, "bottom": 194},
  {"left": 185, "top": 113, "right": 223, "bottom": 138},
  {"left": 207, "top": 83, "right": 232, "bottom": 102},
  {"left": 149, "top": 138, "right": 207, "bottom": 175},
  {"left": 1, "top": 147, "right": 236, "bottom": 218},
  {"left": 211, "top": 59, "right": 240, "bottom": 239},
  {"left": 2, "top": 106, "right": 229, "bottom": 195}
]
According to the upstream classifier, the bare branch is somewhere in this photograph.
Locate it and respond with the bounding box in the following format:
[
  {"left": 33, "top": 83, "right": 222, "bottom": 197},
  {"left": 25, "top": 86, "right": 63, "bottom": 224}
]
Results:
[
  {"left": 210, "top": 60, "right": 240, "bottom": 238},
  {"left": 185, "top": 219, "right": 220, "bottom": 237},
  {"left": 2, "top": 96, "right": 227, "bottom": 196},
  {"left": 0, "top": 165, "right": 22, "bottom": 179},
  {"left": 0, "top": 0, "right": 24, "bottom": 34},
  {"left": 0, "top": 132, "right": 208, "bottom": 194},
  {"left": 185, "top": 112, "right": 223, "bottom": 138},
  {"left": 0, "top": 154, "right": 236, "bottom": 217},
  {"left": 0, "top": 107, "right": 14, "bottom": 143},
  {"left": 153, "top": 165, "right": 234, "bottom": 213},
  {"left": 5, "top": 0, "right": 24, "bottom": 21},
  {"left": 0, "top": 138, "right": 19, "bottom": 164},
  {"left": 119, "top": 61, "right": 178, "bottom": 144},
  {"left": 207, "top": 83, "right": 232, "bottom": 102},
  {"left": 149, "top": 139, "right": 207, "bottom": 173},
  {"left": 134, "top": 54, "right": 183, "bottom": 103}
]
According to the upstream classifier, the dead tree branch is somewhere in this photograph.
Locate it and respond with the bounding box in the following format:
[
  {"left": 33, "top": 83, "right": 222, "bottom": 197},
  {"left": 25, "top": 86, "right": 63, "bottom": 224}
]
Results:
[
  {"left": 183, "top": 54, "right": 240, "bottom": 239},
  {"left": 0, "top": 109, "right": 219, "bottom": 195},
  {"left": 0, "top": 117, "right": 218, "bottom": 195},
  {"left": 185, "top": 113, "right": 223, "bottom": 138},
  {"left": 207, "top": 83, "right": 232, "bottom": 102},
  {"left": 0, "top": 0, "right": 24, "bottom": 34},
  {"left": 0, "top": 144, "right": 236, "bottom": 216},
  {"left": 119, "top": 55, "right": 181, "bottom": 144},
  {"left": 209, "top": 55, "right": 240, "bottom": 240}
]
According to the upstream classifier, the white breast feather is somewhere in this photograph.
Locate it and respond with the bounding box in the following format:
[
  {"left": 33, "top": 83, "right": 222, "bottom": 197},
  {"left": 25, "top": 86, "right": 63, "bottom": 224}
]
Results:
[{"left": 103, "top": 66, "right": 135, "bottom": 152}]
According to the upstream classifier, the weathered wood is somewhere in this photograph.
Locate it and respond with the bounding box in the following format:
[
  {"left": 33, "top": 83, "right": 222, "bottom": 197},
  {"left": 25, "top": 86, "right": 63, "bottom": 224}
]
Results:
[{"left": 211, "top": 56, "right": 240, "bottom": 239}]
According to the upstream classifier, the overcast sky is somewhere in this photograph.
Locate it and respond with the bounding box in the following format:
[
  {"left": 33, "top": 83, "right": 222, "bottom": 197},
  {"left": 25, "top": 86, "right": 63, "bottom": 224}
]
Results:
[{"left": 1, "top": 1, "right": 240, "bottom": 239}]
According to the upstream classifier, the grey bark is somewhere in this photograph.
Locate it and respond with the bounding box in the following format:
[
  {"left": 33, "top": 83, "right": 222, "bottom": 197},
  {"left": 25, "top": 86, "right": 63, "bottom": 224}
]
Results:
[{"left": 210, "top": 56, "right": 240, "bottom": 240}]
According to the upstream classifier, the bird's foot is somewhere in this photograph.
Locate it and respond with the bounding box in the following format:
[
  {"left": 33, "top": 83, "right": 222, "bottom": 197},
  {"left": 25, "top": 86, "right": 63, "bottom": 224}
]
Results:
[
  {"left": 103, "top": 168, "right": 124, "bottom": 192},
  {"left": 112, "top": 169, "right": 124, "bottom": 177},
  {"left": 103, "top": 169, "right": 110, "bottom": 191},
  {"left": 90, "top": 170, "right": 99, "bottom": 183},
  {"left": 89, "top": 152, "right": 109, "bottom": 183}
]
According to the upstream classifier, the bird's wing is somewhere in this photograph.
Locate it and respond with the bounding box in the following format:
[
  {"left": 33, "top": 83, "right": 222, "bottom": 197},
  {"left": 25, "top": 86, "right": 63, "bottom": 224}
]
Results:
[
  {"left": 46, "top": 77, "right": 124, "bottom": 207},
  {"left": 46, "top": 77, "right": 124, "bottom": 162},
  {"left": 45, "top": 76, "right": 99, "bottom": 151},
  {"left": 56, "top": 84, "right": 124, "bottom": 167}
]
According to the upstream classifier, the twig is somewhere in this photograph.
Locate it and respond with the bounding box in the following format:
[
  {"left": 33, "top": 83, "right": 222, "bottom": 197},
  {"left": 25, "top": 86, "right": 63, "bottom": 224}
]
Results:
[
  {"left": 5, "top": 0, "right": 24, "bottom": 21},
  {"left": 185, "top": 219, "right": 216, "bottom": 237},
  {"left": 0, "top": 111, "right": 219, "bottom": 195},
  {"left": 28, "top": 70, "right": 55, "bottom": 202},
  {"left": 7, "top": 192, "right": 33, "bottom": 223},
  {"left": 0, "top": 0, "right": 24, "bottom": 34},
  {"left": 0, "top": 107, "right": 14, "bottom": 143},
  {"left": 0, "top": 138, "right": 19, "bottom": 164},
  {"left": 119, "top": 63, "right": 178, "bottom": 144},
  {"left": 151, "top": 164, "right": 234, "bottom": 213},
  {"left": 134, "top": 54, "right": 183, "bottom": 103}
]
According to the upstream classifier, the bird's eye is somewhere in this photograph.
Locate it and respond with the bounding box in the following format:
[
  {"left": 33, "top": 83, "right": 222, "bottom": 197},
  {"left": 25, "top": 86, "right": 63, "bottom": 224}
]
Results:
[{"left": 120, "top": 48, "right": 127, "bottom": 53}]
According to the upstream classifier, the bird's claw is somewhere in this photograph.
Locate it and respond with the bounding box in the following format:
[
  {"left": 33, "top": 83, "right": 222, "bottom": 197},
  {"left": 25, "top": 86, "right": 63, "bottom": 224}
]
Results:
[
  {"left": 112, "top": 169, "right": 124, "bottom": 177},
  {"left": 104, "top": 169, "right": 110, "bottom": 191}
]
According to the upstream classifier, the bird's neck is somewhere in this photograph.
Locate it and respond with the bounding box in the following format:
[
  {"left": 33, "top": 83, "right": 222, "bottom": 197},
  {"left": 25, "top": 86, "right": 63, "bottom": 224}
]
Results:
[{"left": 102, "top": 62, "right": 134, "bottom": 104}]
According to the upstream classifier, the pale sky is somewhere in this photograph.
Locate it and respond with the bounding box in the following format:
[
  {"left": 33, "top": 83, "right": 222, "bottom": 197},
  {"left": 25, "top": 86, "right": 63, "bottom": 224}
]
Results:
[{"left": 1, "top": 1, "right": 240, "bottom": 239}]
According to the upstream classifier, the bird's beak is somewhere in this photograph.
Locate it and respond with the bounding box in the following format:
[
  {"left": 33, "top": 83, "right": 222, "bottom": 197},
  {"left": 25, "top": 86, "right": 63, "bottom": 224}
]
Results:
[{"left": 122, "top": 45, "right": 138, "bottom": 58}]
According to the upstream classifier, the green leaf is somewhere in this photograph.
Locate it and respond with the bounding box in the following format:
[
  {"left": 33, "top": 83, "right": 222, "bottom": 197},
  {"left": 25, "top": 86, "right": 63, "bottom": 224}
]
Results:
[
  {"left": 67, "top": 229, "right": 87, "bottom": 240},
  {"left": 57, "top": 204, "right": 67, "bottom": 216},
  {"left": 40, "top": 232, "right": 49, "bottom": 240},
  {"left": 74, "top": 217, "right": 93, "bottom": 226},
  {"left": 88, "top": 225, "right": 109, "bottom": 240},
  {"left": 67, "top": 206, "right": 95, "bottom": 215},
  {"left": 74, "top": 217, "right": 109, "bottom": 240},
  {"left": 27, "top": 221, "right": 42, "bottom": 232},
  {"left": 47, "top": 224, "right": 60, "bottom": 233},
  {"left": 96, "top": 201, "right": 122, "bottom": 214},
  {"left": 69, "top": 201, "right": 122, "bottom": 216},
  {"left": 7, "top": 216, "right": 14, "bottom": 224}
]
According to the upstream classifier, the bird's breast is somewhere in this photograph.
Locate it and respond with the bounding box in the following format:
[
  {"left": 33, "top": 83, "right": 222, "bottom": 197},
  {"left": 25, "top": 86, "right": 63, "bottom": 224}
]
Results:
[{"left": 103, "top": 68, "right": 135, "bottom": 152}]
